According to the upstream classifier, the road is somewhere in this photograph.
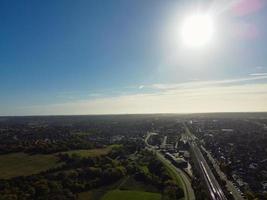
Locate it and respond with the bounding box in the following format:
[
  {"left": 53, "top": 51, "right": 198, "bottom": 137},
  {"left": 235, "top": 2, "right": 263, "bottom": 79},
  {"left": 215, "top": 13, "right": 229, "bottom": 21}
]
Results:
[
  {"left": 184, "top": 125, "right": 227, "bottom": 200},
  {"left": 144, "top": 132, "right": 195, "bottom": 200},
  {"left": 144, "top": 132, "right": 158, "bottom": 148},
  {"left": 161, "top": 135, "right": 167, "bottom": 148},
  {"left": 156, "top": 151, "right": 196, "bottom": 200}
]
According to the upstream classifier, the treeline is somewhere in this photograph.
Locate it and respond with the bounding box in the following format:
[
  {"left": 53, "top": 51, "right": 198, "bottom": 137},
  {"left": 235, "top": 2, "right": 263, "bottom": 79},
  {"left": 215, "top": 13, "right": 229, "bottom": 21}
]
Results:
[{"left": 0, "top": 133, "right": 99, "bottom": 155}]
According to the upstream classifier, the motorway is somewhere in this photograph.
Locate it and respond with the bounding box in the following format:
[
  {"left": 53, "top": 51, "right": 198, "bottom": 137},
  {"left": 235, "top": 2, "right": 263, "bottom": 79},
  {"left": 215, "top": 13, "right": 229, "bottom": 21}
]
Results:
[{"left": 185, "top": 125, "right": 228, "bottom": 200}]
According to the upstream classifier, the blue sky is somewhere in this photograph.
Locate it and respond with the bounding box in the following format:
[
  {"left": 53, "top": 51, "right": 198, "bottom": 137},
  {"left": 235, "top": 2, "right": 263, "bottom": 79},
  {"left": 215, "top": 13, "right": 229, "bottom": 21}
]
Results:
[{"left": 1, "top": 0, "right": 267, "bottom": 115}]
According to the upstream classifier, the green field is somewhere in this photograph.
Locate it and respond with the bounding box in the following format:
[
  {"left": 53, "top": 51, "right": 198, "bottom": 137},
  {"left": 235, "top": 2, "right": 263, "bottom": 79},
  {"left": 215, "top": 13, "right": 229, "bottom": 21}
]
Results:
[
  {"left": 62, "top": 145, "right": 121, "bottom": 158},
  {"left": 78, "top": 175, "right": 161, "bottom": 200},
  {"left": 0, "top": 153, "right": 62, "bottom": 179},
  {"left": 119, "top": 176, "right": 159, "bottom": 193},
  {"left": 78, "top": 179, "right": 125, "bottom": 200},
  {"left": 78, "top": 191, "right": 93, "bottom": 200},
  {"left": 101, "top": 190, "right": 161, "bottom": 200}
]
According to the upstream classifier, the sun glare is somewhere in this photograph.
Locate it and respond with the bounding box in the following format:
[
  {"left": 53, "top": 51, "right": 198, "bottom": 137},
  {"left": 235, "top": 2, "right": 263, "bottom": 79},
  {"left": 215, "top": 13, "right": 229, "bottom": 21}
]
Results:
[{"left": 181, "top": 13, "right": 215, "bottom": 48}]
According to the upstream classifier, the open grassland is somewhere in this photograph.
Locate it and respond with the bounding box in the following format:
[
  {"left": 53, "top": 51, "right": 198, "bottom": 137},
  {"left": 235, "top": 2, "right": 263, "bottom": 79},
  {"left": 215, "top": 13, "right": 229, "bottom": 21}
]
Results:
[
  {"left": 78, "top": 191, "right": 93, "bottom": 200},
  {"left": 62, "top": 145, "right": 121, "bottom": 158},
  {"left": 78, "top": 176, "right": 160, "bottom": 200},
  {"left": 78, "top": 179, "right": 124, "bottom": 200},
  {"left": 101, "top": 190, "right": 161, "bottom": 200},
  {"left": 0, "top": 153, "right": 62, "bottom": 179},
  {"left": 119, "top": 176, "right": 159, "bottom": 193}
]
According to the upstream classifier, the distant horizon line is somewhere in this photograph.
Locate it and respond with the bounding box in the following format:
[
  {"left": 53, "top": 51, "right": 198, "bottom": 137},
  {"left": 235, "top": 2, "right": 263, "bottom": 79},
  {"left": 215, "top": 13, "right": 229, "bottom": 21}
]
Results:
[{"left": 1, "top": 111, "right": 267, "bottom": 118}]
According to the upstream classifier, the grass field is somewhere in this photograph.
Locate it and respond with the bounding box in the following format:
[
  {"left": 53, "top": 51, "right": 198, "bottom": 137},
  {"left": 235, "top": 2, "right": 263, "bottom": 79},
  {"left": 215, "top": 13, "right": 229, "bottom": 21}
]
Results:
[
  {"left": 78, "top": 191, "right": 93, "bottom": 200},
  {"left": 62, "top": 145, "right": 121, "bottom": 158},
  {"left": 78, "top": 179, "right": 124, "bottom": 200},
  {"left": 119, "top": 176, "right": 159, "bottom": 193},
  {"left": 0, "top": 153, "right": 62, "bottom": 179},
  {"left": 101, "top": 190, "right": 161, "bottom": 200}
]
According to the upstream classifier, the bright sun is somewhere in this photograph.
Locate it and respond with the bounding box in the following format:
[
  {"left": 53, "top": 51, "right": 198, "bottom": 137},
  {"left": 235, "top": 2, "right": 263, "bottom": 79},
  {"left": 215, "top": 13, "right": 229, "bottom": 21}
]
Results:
[{"left": 181, "top": 13, "right": 215, "bottom": 48}]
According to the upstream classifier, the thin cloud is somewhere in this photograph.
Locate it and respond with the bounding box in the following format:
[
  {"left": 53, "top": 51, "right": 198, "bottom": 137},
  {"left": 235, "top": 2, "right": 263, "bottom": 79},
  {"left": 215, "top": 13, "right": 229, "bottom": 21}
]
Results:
[
  {"left": 11, "top": 81, "right": 267, "bottom": 116},
  {"left": 249, "top": 73, "right": 267, "bottom": 76},
  {"left": 150, "top": 76, "right": 267, "bottom": 90}
]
